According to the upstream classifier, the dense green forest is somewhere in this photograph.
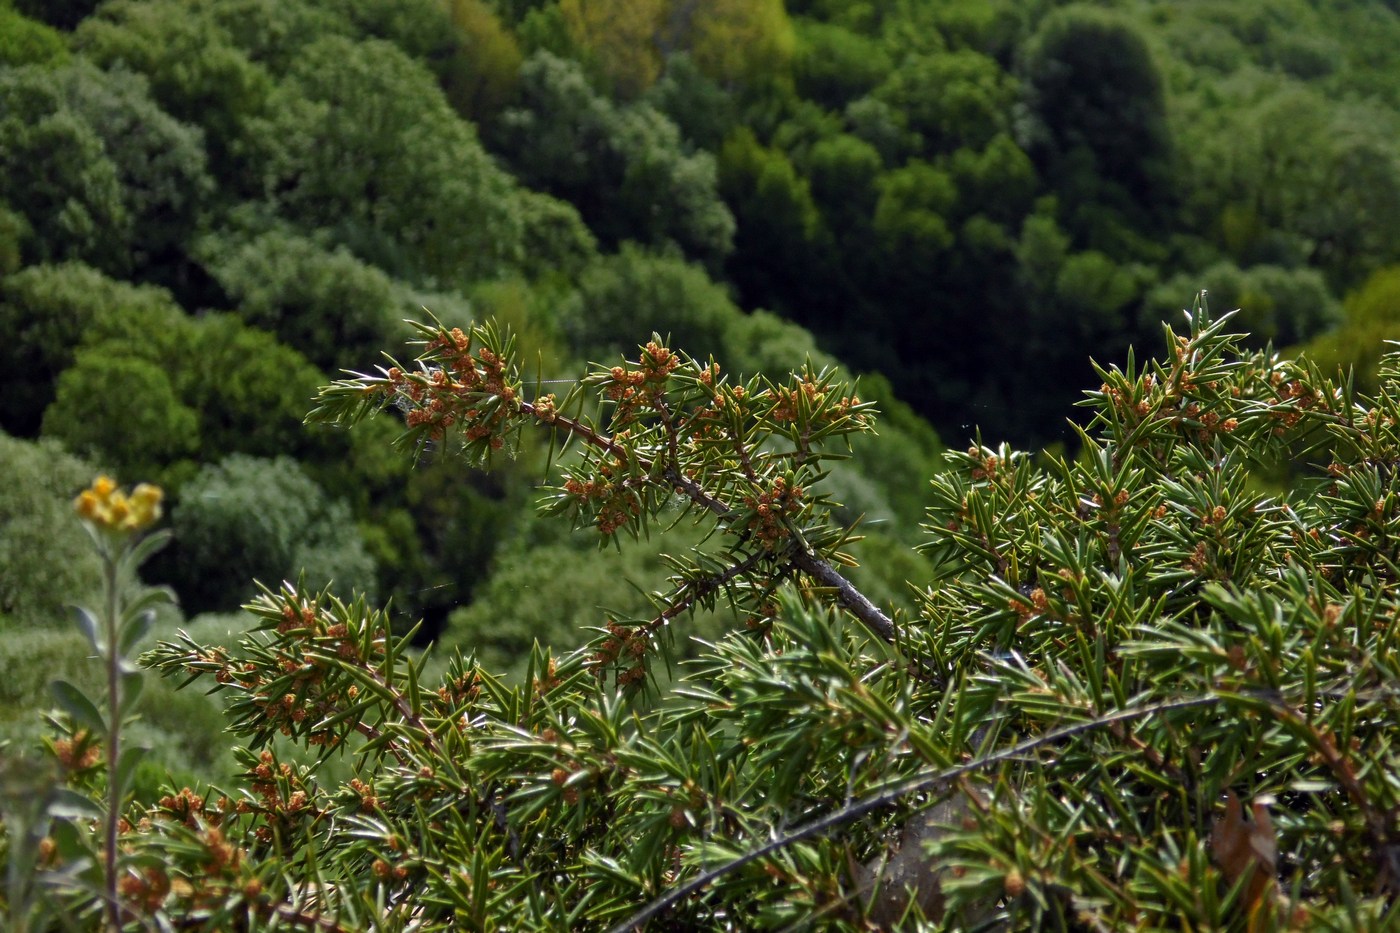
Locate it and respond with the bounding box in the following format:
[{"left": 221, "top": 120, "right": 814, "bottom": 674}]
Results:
[{"left": 5, "top": 0, "right": 1400, "bottom": 783}]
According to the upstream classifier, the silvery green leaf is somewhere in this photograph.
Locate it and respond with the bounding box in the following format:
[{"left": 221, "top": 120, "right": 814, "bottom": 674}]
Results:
[
  {"left": 119, "top": 669, "right": 145, "bottom": 716},
  {"left": 120, "top": 586, "right": 174, "bottom": 626},
  {"left": 50, "top": 680, "right": 105, "bottom": 735},
  {"left": 121, "top": 528, "right": 172, "bottom": 573},
  {"left": 114, "top": 745, "right": 148, "bottom": 798},
  {"left": 72, "top": 605, "right": 102, "bottom": 652},
  {"left": 46, "top": 788, "right": 103, "bottom": 820},
  {"left": 118, "top": 608, "right": 157, "bottom": 655}
]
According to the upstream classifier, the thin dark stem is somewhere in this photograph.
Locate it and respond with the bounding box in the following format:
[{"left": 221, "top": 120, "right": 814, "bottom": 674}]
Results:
[
  {"left": 607, "top": 694, "right": 1223, "bottom": 933},
  {"left": 1265, "top": 701, "right": 1400, "bottom": 892},
  {"left": 789, "top": 549, "right": 898, "bottom": 644},
  {"left": 351, "top": 720, "right": 409, "bottom": 767},
  {"left": 663, "top": 468, "right": 732, "bottom": 520},
  {"left": 730, "top": 422, "right": 760, "bottom": 483},
  {"left": 521, "top": 402, "right": 631, "bottom": 463},
  {"left": 364, "top": 667, "right": 440, "bottom": 758},
  {"left": 525, "top": 401, "right": 904, "bottom": 648},
  {"left": 102, "top": 550, "right": 121, "bottom": 933},
  {"left": 641, "top": 549, "right": 770, "bottom": 635},
  {"left": 654, "top": 396, "right": 682, "bottom": 479}
]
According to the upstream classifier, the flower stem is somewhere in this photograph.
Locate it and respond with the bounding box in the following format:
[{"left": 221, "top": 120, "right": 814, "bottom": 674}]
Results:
[{"left": 102, "top": 549, "right": 121, "bottom": 933}]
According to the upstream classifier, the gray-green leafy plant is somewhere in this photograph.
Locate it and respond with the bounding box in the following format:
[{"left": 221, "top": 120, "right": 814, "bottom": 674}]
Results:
[{"left": 3, "top": 477, "right": 170, "bottom": 932}]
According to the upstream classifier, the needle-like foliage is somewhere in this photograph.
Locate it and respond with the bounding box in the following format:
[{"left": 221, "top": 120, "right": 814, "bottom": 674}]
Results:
[{"left": 7, "top": 306, "right": 1400, "bottom": 930}]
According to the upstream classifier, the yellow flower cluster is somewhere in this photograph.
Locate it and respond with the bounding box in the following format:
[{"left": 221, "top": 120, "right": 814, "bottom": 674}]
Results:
[{"left": 74, "top": 475, "right": 163, "bottom": 532}]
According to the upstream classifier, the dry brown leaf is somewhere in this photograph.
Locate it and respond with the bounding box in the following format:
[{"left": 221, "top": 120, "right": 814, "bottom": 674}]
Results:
[
  {"left": 854, "top": 804, "right": 951, "bottom": 929},
  {"left": 1210, "top": 790, "right": 1281, "bottom": 932}
]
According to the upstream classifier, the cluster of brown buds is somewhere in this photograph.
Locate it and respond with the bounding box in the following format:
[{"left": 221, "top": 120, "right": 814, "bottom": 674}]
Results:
[
  {"left": 348, "top": 777, "right": 381, "bottom": 813},
  {"left": 155, "top": 786, "right": 227, "bottom": 829},
  {"left": 595, "top": 492, "right": 643, "bottom": 536},
  {"left": 431, "top": 326, "right": 513, "bottom": 399},
  {"left": 1267, "top": 372, "right": 1333, "bottom": 432},
  {"left": 239, "top": 750, "right": 317, "bottom": 843},
  {"left": 603, "top": 341, "right": 681, "bottom": 426},
  {"left": 208, "top": 595, "right": 374, "bottom": 748},
  {"left": 592, "top": 621, "right": 649, "bottom": 685},
  {"left": 1098, "top": 375, "right": 1156, "bottom": 423},
  {"left": 662, "top": 780, "right": 709, "bottom": 831},
  {"left": 1100, "top": 367, "right": 1245, "bottom": 442},
  {"left": 968, "top": 446, "right": 1001, "bottom": 482},
  {"left": 686, "top": 393, "right": 734, "bottom": 445},
  {"left": 763, "top": 377, "right": 864, "bottom": 427},
  {"left": 1009, "top": 588, "right": 1049, "bottom": 626},
  {"left": 118, "top": 865, "right": 171, "bottom": 914},
  {"left": 765, "top": 381, "right": 818, "bottom": 423},
  {"left": 52, "top": 728, "right": 101, "bottom": 772},
  {"left": 372, "top": 856, "right": 410, "bottom": 883},
  {"left": 534, "top": 657, "right": 563, "bottom": 695},
  {"left": 1198, "top": 504, "right": 1230, "bottom": 526},
  {"left": 744, "top": 601, "right": 780, "bottom": 638},
  {"left": 195, "top": 826, "right": 246, "bottom": 893},
  {"left": 562, "top": 458, "right": 644, "bottom": 535},
  {"left": 309, "top": 318, "right": 899, "bottom": 666},
  {"left": 116, "top": 811, "right": 248, "bottom": 919},
  {"left": 276, "top": 600, "right": 319, "bottom": 634},
  {"left": 434, "top": 671, "right": 481, "bottom": 712},
  {"left": 372, "top": 324, "right": 523, "bottom": 451},
  {"left": 387, "top": 367, "right": 511, "bottom": 447},
  {"left": 744, "top": 475, "right": 806, "bottom": 550},
  {"left": 530, "top": 392, "right": 558, "bottom": 424},
  {"left": 1181, "top": 403, "right": 1239, "bottom": 444},
  {"left": 551, "top": 763, "right": 585, "bottom": 806},
  {"left": 639, "top": 341, "right": 679, "bottom": 381},
  {"left": 1184, "top": 540, "right": 1211, "bottom": 573}
]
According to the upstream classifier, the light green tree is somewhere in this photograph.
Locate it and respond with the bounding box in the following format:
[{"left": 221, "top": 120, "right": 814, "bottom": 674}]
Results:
[
  {"left": 167, "top": 455, "right": 376, "bottom": 614},
  {"left": 253, "top": 35, "right": 525, "bottom": 283},
  {"left": 495, "top": 52, "right": 735, "bottom": 266},
  {"left": 41, "top": 351, "right": 201, "bottom": 487},
  {"left": 0, "top": 434, "right": 101, "bottom": 627},
  {"left": 0, "top": 262, "right": 185, "bottom": 436}
]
